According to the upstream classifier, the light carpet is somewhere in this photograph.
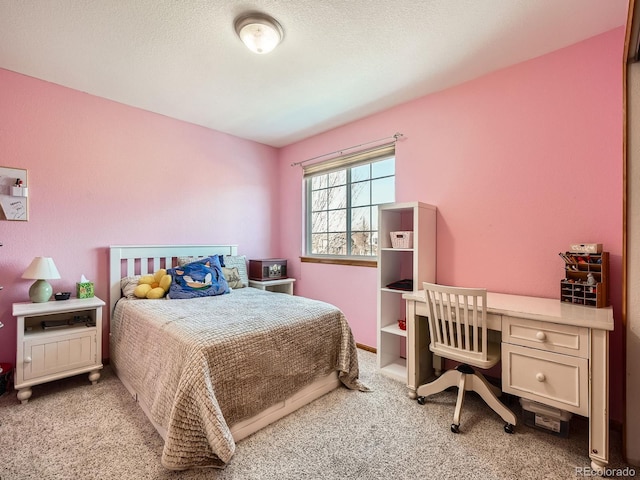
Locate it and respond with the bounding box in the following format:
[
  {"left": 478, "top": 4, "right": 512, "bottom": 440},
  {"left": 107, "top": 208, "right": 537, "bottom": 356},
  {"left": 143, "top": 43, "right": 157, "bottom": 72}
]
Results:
[{"left": 0, "top": 350, "right": 635, "bottom": 479}]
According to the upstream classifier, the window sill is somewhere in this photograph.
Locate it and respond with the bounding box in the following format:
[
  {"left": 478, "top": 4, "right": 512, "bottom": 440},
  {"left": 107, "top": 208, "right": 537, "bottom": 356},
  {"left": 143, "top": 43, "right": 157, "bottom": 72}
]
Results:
[{"left": 300, "top": 256, "right": 377, "bottom": 268}]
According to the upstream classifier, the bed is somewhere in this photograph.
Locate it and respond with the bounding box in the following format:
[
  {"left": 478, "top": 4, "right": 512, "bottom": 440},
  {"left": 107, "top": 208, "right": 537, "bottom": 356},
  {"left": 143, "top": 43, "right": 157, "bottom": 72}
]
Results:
[{"left": 108, "top": 245, "right": 367, "bottom": 470}]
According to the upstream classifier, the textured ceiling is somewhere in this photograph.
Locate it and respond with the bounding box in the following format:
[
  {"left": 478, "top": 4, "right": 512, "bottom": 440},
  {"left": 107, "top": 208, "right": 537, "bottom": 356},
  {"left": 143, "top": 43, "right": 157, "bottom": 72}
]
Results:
[{"left": 0, "top": 0, "right": 629, "bottom": 147}]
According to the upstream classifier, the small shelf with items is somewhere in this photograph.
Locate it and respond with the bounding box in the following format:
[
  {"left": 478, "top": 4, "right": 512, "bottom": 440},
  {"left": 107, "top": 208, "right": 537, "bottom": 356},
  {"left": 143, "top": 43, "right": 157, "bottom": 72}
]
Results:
[
  {"left": 377, "top": 202, "right": 436, "bottom": 382},
  {"left": 23, "top": 309, "right": 97, "bottom": 337},
  {"left": 559, "top": 251, "right": 609, "bottom": 307}
]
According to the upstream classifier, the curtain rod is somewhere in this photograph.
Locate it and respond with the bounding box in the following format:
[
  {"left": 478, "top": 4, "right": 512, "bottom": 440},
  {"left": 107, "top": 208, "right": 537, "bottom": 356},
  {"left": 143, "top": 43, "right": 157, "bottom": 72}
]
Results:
[{"left": 290, "top": 132, "right": 404, "bottom": 167}]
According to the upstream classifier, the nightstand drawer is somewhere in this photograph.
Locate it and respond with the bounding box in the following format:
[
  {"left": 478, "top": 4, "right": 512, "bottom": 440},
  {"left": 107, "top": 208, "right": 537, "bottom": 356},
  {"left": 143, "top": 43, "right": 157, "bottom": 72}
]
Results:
[
  {"left": 502, "top": 343, "right": 588, "bottom": 416},
  {"left": 22, "top": 329, "right": 97, "bottom": 381},
  {"left": 502, "top": 317, "right": 588, "bottom": 357}
]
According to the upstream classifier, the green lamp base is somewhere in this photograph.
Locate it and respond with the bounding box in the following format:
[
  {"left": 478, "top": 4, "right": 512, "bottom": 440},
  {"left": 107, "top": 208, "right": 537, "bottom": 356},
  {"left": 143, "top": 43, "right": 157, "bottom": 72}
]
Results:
[{"left": 29, "top": 279, "right": 52, "bottom": 303}]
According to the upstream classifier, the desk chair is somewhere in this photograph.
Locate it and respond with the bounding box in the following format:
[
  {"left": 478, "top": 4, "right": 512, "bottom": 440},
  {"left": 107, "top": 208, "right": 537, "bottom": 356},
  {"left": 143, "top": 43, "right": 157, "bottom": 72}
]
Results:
[{"left": 417, "top": 282, "right": 516, "bottom": 434}]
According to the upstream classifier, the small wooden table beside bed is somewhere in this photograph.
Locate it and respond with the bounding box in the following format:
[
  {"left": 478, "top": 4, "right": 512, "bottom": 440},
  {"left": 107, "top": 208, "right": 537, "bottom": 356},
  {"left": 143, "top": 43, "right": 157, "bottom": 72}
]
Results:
[{"left": 108, "top": 245, "right": 367, "bottom": 470}]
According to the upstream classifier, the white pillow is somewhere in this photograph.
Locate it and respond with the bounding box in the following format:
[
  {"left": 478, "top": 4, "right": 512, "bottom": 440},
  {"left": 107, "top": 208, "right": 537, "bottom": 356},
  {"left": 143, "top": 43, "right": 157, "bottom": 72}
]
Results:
[
  {"left": 222, "top": 266, "right": 245, "bottom": 289},
  {"left": 224, "top": 255, "right": 249, "bottom": 286},
  {"left": 120, "top": 275, "right": 141, "bottom": 299}
]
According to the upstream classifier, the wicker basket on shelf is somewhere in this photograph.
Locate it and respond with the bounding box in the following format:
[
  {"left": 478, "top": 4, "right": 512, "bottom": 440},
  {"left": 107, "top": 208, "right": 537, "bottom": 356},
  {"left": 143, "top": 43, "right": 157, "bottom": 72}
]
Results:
[{"left": 390, "top": 231, "right": 413, "bottom": 249}]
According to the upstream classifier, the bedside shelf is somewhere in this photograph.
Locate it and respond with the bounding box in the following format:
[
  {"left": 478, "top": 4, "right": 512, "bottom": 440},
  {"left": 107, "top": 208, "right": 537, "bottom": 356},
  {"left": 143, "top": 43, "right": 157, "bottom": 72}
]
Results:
[
  {"left": 248, "top": 278, "right": 296, "bottom": 295},
  {"left": 12, "top": 296, "right": 105, "bottom": 404}
]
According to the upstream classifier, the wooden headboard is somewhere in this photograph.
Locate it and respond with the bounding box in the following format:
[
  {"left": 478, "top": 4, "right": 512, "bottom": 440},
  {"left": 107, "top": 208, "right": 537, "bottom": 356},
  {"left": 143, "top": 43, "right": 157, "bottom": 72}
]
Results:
[{"left": 109, "top": 244, "right": 238, "bottom": 314}]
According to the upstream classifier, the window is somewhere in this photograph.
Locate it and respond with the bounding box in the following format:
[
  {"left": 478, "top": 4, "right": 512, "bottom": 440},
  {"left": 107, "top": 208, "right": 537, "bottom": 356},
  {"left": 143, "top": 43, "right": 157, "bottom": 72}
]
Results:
[{"left": 304, "top": 144, "right": 395, "bottom": 258}]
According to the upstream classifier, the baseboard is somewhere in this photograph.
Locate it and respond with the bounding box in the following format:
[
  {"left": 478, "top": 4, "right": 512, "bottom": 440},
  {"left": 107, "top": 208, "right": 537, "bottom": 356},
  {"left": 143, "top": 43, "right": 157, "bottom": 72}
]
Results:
[{"left": 356, "top": 343, "right": 376, "bottom": 353}]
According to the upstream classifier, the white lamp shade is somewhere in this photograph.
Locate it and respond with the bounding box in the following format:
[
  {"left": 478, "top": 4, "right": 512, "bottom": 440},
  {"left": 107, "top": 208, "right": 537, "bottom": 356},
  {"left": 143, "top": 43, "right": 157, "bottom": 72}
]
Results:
[
  {"left": 22, "top": 257, "right": 61, "bottom": 280},
  {"left": 235, "top": 14, "right": 283, "bottom": 54}
]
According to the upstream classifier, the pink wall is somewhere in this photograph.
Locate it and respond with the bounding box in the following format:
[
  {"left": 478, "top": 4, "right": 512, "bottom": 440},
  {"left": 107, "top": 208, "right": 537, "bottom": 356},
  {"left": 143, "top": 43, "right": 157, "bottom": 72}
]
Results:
[
  {"left": 0, "top": 28, "right": 626, "bottom": 422},
  {"left": 0, "top": 69, "right": 280, "bottom": 363},
  {"left": 278, "top": 28, "right": 625, "bottom": 421}
]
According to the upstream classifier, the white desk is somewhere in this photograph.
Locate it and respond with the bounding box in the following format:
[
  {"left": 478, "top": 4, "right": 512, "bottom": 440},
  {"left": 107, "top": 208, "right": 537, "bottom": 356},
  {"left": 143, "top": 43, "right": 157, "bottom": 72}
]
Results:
[{"left": 403, "top": 290, "right": 614, "bottom": 472}]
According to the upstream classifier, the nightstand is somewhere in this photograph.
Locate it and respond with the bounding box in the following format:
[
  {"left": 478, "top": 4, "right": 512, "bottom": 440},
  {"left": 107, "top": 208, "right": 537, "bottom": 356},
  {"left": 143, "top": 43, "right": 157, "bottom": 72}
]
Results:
[
  {"left": 12, "top": 296, "right": 105, "bottom": 404},
  {"left": 249, "top": 278, "right": 296, "bottom": 295}
]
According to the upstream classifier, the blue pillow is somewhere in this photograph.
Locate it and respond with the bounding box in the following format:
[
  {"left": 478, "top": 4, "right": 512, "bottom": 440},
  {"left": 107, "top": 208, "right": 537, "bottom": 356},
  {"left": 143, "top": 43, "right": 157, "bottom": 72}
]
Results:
[{"left": 167, "top": 256, "right": 230, "bottom": 299}]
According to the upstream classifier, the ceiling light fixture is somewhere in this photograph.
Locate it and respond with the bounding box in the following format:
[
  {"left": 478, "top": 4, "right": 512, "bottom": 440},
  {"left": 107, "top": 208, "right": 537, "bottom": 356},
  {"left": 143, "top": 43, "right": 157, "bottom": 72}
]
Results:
[{"left": 234, "top": 13, "right": 283, "bottom": 54}]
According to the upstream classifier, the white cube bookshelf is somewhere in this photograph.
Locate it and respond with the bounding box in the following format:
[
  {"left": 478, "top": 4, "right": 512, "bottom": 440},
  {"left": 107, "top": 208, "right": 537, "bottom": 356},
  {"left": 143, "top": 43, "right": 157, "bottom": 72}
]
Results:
[{"left": 377, "top": 201, "right": 436, "bottom": 382}]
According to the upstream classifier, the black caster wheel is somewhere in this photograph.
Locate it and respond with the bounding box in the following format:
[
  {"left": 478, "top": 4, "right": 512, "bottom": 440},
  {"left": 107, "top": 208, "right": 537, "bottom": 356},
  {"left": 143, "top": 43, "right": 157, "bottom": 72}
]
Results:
[
  {"left": 451, "top": 423, "right": 460, "bottom": 433},
  {"left": 504, "top": 423, "right": 515, "bottom": 434},
  {"left": 417, "top": 396, "right": 426, "bottom": 405}
]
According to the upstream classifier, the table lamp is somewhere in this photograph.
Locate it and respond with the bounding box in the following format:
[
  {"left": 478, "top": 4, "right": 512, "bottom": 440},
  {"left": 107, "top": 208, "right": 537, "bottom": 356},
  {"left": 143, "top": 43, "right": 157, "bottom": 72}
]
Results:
[{"left": 22, "top": 257, "right": 61, "bottom": 303}]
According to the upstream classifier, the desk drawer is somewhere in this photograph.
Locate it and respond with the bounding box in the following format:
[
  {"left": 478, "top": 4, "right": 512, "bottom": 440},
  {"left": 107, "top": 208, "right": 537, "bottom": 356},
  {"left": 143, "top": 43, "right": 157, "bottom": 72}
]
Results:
[
  {"left": 502, "top": 317, "right": 588, "bottom": 358},
  {"left": 502, "top": 344, "right": 588, "bottom": 416}
]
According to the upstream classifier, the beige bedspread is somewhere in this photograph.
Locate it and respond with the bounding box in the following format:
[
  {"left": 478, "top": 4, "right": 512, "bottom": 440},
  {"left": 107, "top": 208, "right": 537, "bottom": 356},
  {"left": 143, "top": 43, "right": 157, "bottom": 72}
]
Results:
[{"left": 110, "top": 287, "right": 367, "bottom": 470}]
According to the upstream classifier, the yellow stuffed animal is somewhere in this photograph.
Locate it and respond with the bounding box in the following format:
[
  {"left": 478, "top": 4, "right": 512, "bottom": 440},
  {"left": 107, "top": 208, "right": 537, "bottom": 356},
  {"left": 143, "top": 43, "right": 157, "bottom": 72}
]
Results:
[{"left": 134, "top": 269, "right": 172, "bottom": 299}]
